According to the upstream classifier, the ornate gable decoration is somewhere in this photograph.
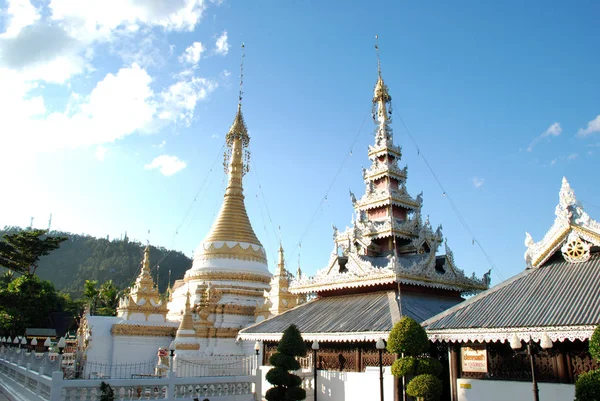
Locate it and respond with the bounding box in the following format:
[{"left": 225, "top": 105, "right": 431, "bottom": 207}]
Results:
[{"left": 524, "top": 177, "right": 600, "bottom": 269}]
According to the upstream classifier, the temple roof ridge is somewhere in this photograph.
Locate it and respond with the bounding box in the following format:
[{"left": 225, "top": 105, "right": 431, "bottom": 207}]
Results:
[{"left": 524, "top": 177, "right": 600, "bottom": 269}]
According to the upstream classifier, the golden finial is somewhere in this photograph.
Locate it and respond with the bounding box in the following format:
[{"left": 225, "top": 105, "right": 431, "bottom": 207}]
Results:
[
  {"left": 238, "top": 43, "right": 245, "bottom": 108},
  {"left": 142, "top": 245, "right": 151, "bottom": 272},
  {"left": 372, "top": 35, "right": 391, "bottom": 122},
  {"left": 375, "top": 34, "right": 381, "bottom": 78}
]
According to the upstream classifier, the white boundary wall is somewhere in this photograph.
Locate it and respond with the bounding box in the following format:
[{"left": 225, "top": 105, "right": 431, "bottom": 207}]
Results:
[
  {"left": 257, "top": 366, "right": 395, "bottom": 401},
  {"left": 457, "top": 378, "right": 574, "bottom": 401}
]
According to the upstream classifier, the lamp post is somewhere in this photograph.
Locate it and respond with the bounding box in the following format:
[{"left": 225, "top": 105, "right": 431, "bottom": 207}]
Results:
[
  {"left": 21, "top": 337, "right": 27, "bottom": 350},
  {"left": 13, "top": 337, "right": 19, "bottom": 348},
  {"left": 510, "top": 333, "right": 553, "bottom": 401},
  {"left": 254, "top": 341, "right": 261, "bottom": 370},
  {"left": 7, "top": 337, "right": 12, "bottom": 349},
  {"left": 169, "top": 341, "right": 176, "bottom": 372},
  {"left": 43, "top": 337, "right": 51, "bottom": 353},
  {"left": 311, "top": 340, "right": 319, "bottom": 401},
  {"left": 376, "top": 338, "right": 386, "bottom": 401},
  {"left": 57, "top": 337, "right": 66, "bottom": 355},
  {"left": 31, "top": 338, "right": 38, "bottom": 353}
]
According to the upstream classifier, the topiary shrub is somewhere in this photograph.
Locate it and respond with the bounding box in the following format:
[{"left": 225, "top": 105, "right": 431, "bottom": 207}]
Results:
[
  {"left": 99, "top": 382, "right": 114, "bottom": 401},
  {"left": 589, "top": 325, "right": 600, "bottom": 362},
  {"left": 406, "top": 374, "right": 443, "bottom": 401},
  {"left": 575, "top": 369, "right": 600, "bottom": 401},
  {"left": 265, "top": 324, "right": 307, "bottom": 401},
  {"left": 391, "top": 356, "right": 417, "bottom": 377},
  {"left": 387, "top": 317, "right": 429, "bottom": 355},
  {"left": 416, "top": 357, "right": 443, "bottom": 377}
]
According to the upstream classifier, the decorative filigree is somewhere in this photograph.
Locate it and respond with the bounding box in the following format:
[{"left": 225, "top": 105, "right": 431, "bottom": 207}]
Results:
[
  {"left": 195, "top": 241, "right": 267, "bottom": 264},
  {"left": 561, "top": 233, "right": 591, "bottom": 264},
  {"left": 185, "top": 270, "right": 271, "bottom": 285},
  {"left": 111, "top": 324, "right": 176, "bottom": 337},
  {"left": 426, "top": 325, "right": 597, "bottom": 344}
]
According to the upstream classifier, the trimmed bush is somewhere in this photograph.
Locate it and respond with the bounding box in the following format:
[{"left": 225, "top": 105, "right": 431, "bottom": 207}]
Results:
[
  {"left": 416, "top": 357, "right": 443, "bottom": 377},
  {"left": 575, "top": 369, "right": 600, "bottom": 401},
  {"left": 387, "top": 316, "right": 429, "bottom": 355},
  {"left": 265, "top": 324, "right": 306, "bottom": 401},
  {"left": 278, "top": 324, "right": 307, "bottom": 357},
  {"left": 406, "top": 374, "right": 443, "bottom": 401},
  {"left": 590, "top": 325, "right": 600, "bottom": 362},
  {"left": 269, "top": 352, "right": 301, "bottom": 371},
  {"left": 391, "top": 356, "right": 417, "bottom": 377}
]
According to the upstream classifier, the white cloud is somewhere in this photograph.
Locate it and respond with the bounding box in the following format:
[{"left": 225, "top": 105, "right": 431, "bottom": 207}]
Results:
[
  {"left": 472, "top": 177, "right": 485, "bottom": 189},
  {"left": 49, "top": 0, "right": 207, "bottom": 42},
  {"left": 144, "top": 155, "right": 187, "bottom": 176},
  {"left": 214, "top": 30, "right": 229, "bottom": 55},
  {"left": 541, "top": 122, "right": 562, "bottom": 138},
  {"left": 179, "top": 41, "right": 205, "bottom": 65},
  {"left": 527, "top": 122, "right": 562, "bottom": 152},
  {"left": 1, "top": 63, "right": 156, "bottom": 157},
  {"left": 153, "top": 140, "right": 167, "bottom": 148},
  {"left": 2, "top": 0, "right": 41, "bottom": 37},
  {"left": 567, "top": 153, "right": 578, "bottom": 161},
  {"left": 158, "top": 76, "right": 218, "bottom": 125},
  {"left": 578, "top": 115, "right": 600, "bottom": 137},
  {"left": 95, "top": 146, "right": 108, "bottom": 160}
]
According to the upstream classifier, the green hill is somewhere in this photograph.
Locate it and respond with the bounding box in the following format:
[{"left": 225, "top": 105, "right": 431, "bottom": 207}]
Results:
[{"left": 0, "top": 227, "right": 192, "bottom": 296}]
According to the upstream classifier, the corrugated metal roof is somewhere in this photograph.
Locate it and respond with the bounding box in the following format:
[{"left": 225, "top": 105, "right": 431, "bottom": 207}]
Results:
[
  {"left": 240, "top": 290, "right": 464, "bottom": 339},
  {"left": 424, "top": 252, "right": 600, "bottom": 331}
]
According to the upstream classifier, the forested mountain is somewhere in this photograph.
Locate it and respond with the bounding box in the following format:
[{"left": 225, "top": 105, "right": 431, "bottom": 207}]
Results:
[{"left": 0, "top": 227, "right": 192, "bottom": 296}]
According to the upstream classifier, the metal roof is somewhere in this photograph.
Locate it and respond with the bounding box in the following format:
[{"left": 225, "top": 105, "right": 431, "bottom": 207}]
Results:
[
  {"left": 239, "top": 289, "right": 464, "bottom": 342},
  {"left": 423, "top": 252, "right": 600, "bottom": 332}
]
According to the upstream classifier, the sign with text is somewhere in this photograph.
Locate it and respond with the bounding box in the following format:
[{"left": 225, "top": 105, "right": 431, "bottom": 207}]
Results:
[{"left": 461, "top": 345, "right": 487, "bottom": 373}]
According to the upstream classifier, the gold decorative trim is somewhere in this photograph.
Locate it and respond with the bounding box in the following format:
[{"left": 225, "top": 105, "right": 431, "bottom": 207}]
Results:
[
  {"left": 174, "top": 343, "right": 200, "bottom": 350},
  {"left": 532, "top": 228, "right": 569, "bottom": 268},
  {"left": 185, "top": 271, "right": 271, "bottom": 285},
  {"left": 198, "top": 242, "right": 267, "bottom": 263},
  {"left": 111, "top": 324, "right": 176, "bottom": 337}
]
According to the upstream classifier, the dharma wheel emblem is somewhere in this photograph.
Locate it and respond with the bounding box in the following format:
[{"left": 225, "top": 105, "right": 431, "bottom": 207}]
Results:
[{"left": 561, "top": 233, "right": 591, "bottom": 264}]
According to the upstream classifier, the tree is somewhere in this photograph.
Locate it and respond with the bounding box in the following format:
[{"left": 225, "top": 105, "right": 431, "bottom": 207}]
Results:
[
  {"left": 0, "top": 275, "right": 68, "bottom": 336},
  {"left": 387, "top": 317, "right": 443, "bottom": 401},
  {"left": 575, "top": 324, "right": 600, "bottom": 401},
  {"left": 0, "top": 229, "right": 67, "bottom": 276},
  {"left": 83, "top": 280, "right": 100, "bottom": 315},
  {"left": 97, "top": 280, "right": 119, "bottom": 316},
  {"left": 265, "top": 324, "right": 307, "bottom": 401}
]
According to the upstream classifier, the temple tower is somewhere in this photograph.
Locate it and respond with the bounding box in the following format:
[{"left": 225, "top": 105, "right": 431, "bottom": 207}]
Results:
[{"left": 167, "top": 46, "right": 272, "bottom": 355}]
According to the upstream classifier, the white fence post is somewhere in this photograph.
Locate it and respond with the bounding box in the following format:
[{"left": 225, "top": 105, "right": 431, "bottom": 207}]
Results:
[
  {"left": 49, "top": 371, "right": 64, "bottom": 401},
  {"left": 165, "top": 370, "right": 175, "bottom": 399}
]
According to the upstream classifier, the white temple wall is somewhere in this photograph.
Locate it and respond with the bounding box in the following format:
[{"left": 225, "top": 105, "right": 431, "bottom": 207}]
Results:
[
  {"left": 456, "top": 378, "right": 574, "bottom": 401},
  {"left": 112, "top": 335, "right": 170, "bottom": 365}
]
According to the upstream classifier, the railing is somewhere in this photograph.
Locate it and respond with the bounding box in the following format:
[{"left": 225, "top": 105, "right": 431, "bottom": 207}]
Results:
[
  {"left": 176, "top": 355, "right": 257, "bottom": 377},
  {"left": 0, "top": 346, "right": 257, "bottom": 401}
]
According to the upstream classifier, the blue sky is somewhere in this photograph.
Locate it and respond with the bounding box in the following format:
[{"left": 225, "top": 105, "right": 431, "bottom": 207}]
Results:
[{"left": 1, "top": 0, "right": 599, "bottom": 286}]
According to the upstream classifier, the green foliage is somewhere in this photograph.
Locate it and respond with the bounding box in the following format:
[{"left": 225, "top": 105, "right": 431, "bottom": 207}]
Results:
[
  {"left": 0, "top": 275, "right": 78, "bottom": 335},
  {"left": 266, "top": 367, "right": 291, "bottom": 386},
  {"left": 387, "top": 316, "right": 429, "bottom": 356},
  {"left": 575, "top": 369, "right": 600, "bottom": 401},
  {"left": 99, "top": 381, "right": 115, "bottom": 401},
  {"left": 0, "top": 229, "right": 67, "bottom": 276},
  {"left": 0, "top": 227, "right": 191, "bottom": 297},
  {"left": 391, "top": 356, "right": 417, "bottom": 377},
  {"left": 266, "top": 324, "right": 306, "bottom": 401},
  {"left": 589, "top": 325, "right": 600, "bottom": 362},
  {"left": 406, "top": 374, "right": 443, "bottom": 401},
  {"left": 416, "top": 357, "right": 443, "bottom": 377},
  {"left": 285, "top": 386, "right": 307, "bottom": 401},
  {"left": 277, "top": 324, "right": 307, "bottom": 357},
  {"left": 269, "top": 353, "right": 300, "bottom": 371}
]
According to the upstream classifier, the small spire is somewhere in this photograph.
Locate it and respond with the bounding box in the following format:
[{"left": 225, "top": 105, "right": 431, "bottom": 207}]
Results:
[
  {"left": 372, "top": 35, "right": 391, "bottom": 123},
  {"left": 296, "top": 257, "right": 302, "bottom": 280},
  {"left": 142, "top": 245, "right": 151, "bottom": 273},
  {"left": 277, "top": 243, "right": 285, "bottom": 275}
]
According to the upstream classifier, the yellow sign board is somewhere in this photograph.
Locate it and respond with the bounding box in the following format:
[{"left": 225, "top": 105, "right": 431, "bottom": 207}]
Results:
[
  {"left": 460, "top": 383, "right": 472, "bottom": 389},
  {"left": 461, "top": 345, "right": 487, "bottom": 373}
]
